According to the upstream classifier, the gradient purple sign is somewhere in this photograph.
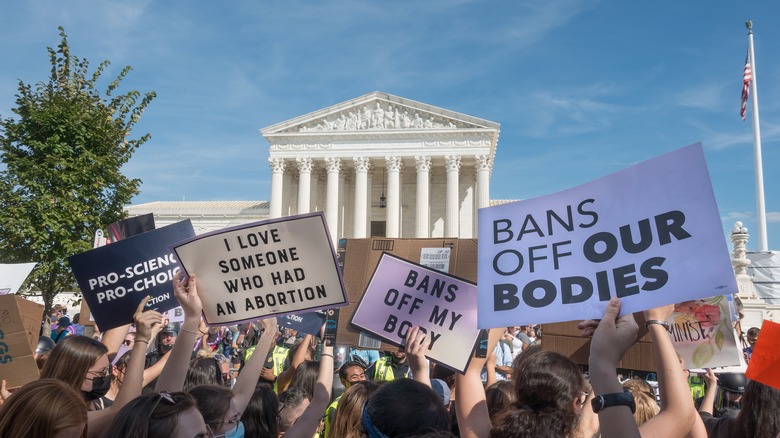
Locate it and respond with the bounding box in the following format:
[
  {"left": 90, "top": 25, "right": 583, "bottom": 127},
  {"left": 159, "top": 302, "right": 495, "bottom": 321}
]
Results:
[{"left": 351, "top": 253, "right": 479, "bottom": 373}]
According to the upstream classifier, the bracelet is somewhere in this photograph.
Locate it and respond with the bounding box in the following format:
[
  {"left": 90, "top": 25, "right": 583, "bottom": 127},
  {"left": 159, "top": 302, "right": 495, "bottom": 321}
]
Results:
[
  {"left": 135, "top": 339, "right": 150, "bottom": 344},
  {"left": 180, "top": 328, "right": 205, "bottom": 336},
  {"left": 645, "top": 320, "right": 671, "bottom": 332},
  {"left": 321, "top": 353, "right": 333, "bottom": 358}
]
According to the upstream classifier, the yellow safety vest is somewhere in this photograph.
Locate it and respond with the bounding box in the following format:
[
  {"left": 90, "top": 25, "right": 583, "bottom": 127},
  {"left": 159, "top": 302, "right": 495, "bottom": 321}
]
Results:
[
  {"left": 321, "top": 395, "right": 341, "bottom": 438},
  {"left": 272, "top": 345, "right": 289, "bottom": 376},
  {"left": 372, "top": 356, "right": 409, "bottom": 381}
]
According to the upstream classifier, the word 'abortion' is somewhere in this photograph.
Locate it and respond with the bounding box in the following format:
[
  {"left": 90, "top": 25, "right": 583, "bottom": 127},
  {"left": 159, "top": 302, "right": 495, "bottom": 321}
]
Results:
[
  {"left": 216, "top": 285, "right": 328, "bottom": 316},
  {"left": 491, "top": 200, "right": 692, "bottom": 310}
]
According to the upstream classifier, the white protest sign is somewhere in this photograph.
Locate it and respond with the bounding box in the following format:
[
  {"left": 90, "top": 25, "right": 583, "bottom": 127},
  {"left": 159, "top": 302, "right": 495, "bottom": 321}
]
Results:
[
  {"left": 351, "top": 253, "right": 479, "bottom": 373},
  {"left": 173, "top": 212, "right": 348, "bottom": 325},
  {"left": 669, "top": 296, "right": 742, "bottom": 369},
  {"left": 0, "top": 263, "right": 36, "bottom": 295},
  {"left": 477, "top": 143, "right": 737, "bottom": 327}
]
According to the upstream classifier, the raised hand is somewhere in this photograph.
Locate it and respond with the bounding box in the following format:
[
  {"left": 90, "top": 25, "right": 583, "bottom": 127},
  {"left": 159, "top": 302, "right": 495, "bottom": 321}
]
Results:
[
  {"left": 134, "top": 296, "right": 164, "bottom": 342},
  {"left": 172, "top": 270, "right": 203, "bottom": 321},
  {"left": 588, "top": 298, "right": 638, "bottom": 369}
]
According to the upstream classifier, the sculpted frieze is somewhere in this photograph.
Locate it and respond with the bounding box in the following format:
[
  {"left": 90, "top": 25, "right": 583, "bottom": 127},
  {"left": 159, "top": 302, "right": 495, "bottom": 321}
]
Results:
[{"left": 293, "top": 101, "right": 466, "bottom": 133}]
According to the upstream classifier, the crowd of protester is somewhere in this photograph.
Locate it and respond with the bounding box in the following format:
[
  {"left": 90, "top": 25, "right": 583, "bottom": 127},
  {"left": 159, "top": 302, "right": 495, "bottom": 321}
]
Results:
[{"left": 0, "top": 272, "right": 777, "bottom": 437}]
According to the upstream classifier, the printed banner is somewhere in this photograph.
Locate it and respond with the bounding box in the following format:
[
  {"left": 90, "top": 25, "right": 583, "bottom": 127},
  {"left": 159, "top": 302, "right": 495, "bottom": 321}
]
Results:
[
  {"left": 477, "top": 143, "right": 737, "bottom": 327},
  {"left": 173, "top": 212, "right": 347, "bottom": 325},
  {"left": 351, "top": 253, "right": 479, "bottom": 373},
  {"left": 279, "top": 311, "right": 326, "bottom": 335},
  {"left": 668, "top": 296, "right": 742, "bottom": 369},
  {"left": 0, "top": 263, "right": 36, "bottom": 295},
  {"left": 69, "top": 220, "right": 195, "bottom": 331}
]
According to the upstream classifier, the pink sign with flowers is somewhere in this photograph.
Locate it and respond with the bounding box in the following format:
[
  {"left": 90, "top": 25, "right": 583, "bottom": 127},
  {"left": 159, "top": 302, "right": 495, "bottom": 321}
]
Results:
[{"left": 667, "top": 295, "right": 742, "bottom": 369}]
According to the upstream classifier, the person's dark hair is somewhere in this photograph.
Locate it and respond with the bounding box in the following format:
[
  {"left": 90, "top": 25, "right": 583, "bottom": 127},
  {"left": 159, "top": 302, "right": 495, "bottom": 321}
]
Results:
[
  {"left": 184, "top": 356, "right": 224, "bottom": 391},
  {"left": 189, "top": 384, "right": 233, "bottom": 432},
  {"left": 366, "top": 378, "right": 450, "bottom": 437},
  {"left": 491, "top": 351, "right": 585, "bottom": 438},
  {"left": 40, "top": 335, "right": 108, "bottom": 395},
  {"left": 339, "top": 360, "right": 367, "bottom": 381},
  {"left": 0, "top": 379, "right": 88, "bottom": 438},
  {"left": 486, "top": 380, "right": 516, "bottom": 423},
  {"left": 289, "top": 360, "right": 320, "bottom": 400},
  {"left": 243, "top": 383, "right": 279, "bottom": 438},
  {"left": 279, "top": 386, "right": 310, "bottom": 432},
  {"left": 108, "top": 391, "right": 198, "bottom": 438},
  {"left": 734, "top": 380, "right": 780, "bottom": 438},
  {"left": 431, "top": 363, "right": 456, "bottom": 391},
  {"left": 746, "top": 327, "right": 760, "bottom": 337},
  {"left": 72, "top": 313, "right": 80, "bottom": 324}
]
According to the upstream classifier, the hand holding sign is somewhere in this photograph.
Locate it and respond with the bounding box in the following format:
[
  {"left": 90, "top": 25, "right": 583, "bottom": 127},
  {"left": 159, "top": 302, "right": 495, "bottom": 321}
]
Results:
[
  {"left": 173, "top": 271, "right": 203, "bottom": 323},
  {"left": 134, "top": 296, "right": 164, "bottom": 343},
  {"left": 405, "top": 326, "right": 432, "bottom": 387},
  {"left": 588, "top": 298, "right": 639, "bottom": 371}
]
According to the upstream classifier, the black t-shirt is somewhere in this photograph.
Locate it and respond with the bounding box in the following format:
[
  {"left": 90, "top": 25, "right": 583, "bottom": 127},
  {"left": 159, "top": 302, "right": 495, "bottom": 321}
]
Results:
[{"left": 699, "top": 412, "right": 735, "bottom": 438}]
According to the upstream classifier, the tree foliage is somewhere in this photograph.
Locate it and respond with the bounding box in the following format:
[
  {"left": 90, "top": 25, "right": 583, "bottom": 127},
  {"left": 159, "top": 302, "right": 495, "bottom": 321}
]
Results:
[{"left": 0, "top": 27, "right": 155, "bottom": 311}]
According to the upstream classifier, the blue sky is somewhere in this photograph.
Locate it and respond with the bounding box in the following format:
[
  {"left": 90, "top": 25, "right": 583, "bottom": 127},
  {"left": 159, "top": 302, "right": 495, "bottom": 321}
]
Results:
[{"left": 1, "top": 1, "right": 778, "bottom": 251}]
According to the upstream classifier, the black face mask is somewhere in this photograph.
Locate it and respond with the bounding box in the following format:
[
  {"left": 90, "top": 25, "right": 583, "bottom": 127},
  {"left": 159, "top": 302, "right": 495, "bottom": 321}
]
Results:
[
  {"left": 83, "top": 375, "right": 111, "bottom": 401},
  {"left": 159, "top": 342, "right": 173, "bottom": 354}
]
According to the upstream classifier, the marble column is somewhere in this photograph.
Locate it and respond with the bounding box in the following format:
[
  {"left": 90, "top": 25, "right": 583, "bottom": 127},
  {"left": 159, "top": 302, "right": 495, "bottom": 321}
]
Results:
[
  {"left": 353, "top": 157, "right": 371, "bottom": 238},
  {"left": 475, "top": 154, "right": 491, "bottom": 209},
  {"left": 296, "top": 158, "right": 313, "bottom": 214},
  {"left": 415, "top": 155, "right": 431, "bottom": 238},
  {"left": 445, "top": 155, "right": 461, "bottom": 237},
  {"left": 324, "top": 157, "right": 341, "bottom": 241},
  {"left": 385, "top": 156, "right": 403, "bottom": 238},
  {"left": 269, "top": 157, "right": 286, "bottom": 219}
]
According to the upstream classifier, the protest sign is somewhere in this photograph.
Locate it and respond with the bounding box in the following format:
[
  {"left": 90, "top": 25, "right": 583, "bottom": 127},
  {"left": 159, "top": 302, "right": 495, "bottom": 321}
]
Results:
[
  {"left": 0, "top": 295, "right": 44, "bottom": 389},
  {"left": 173, "top": 212, "right": 347, "bottom": 325},
  {"left": 166, "top": 306, "right": 185, "bottom": 323},
  {"left": 351, "top": 253, "right": 479, "bottom": 372},
  {"left": 745, "top": 320, "right": 780, "bottom": 391},
  {"left": 107, "top": 213, "right": 155, "bottom": 242},
  {"left": 69, "top": 220, "right": 195, "bottom": 331},
  {"left": 0, "top": 263, "right": 37, "bottom": 295},
  {"left": 279, "top": 311, "right": 326, "bottom": 336},
  {"left": 668, "top": 296, "right": 742, "bottom": 368},
  {"left": 478, "top": 143, "right": 736, "bottom": 327}
]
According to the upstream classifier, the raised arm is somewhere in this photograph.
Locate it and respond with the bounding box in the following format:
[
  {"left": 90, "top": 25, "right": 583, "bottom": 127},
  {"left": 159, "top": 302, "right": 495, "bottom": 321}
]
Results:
[
  {"left": 277, "top": 334, "right": 313, "bottom": 392},
  {"left": 698, "top": 368, "right": 717, "bottom": 416},
  {"left": 100, "top": 323, "right": 132, "bottom": 357},
  {"left": 455, "top": 328, "right": 503, "bottom": 438},
  {"left": 406, "top": 325, "right": 431, "bottom": 388},
  {"left": 639, "top": 305, "right": 696, "bottom": 437},
  {"left": 581, "top": 297, "right": 641, "bottom": 438},
  {"left": 284, "top": 343, "right": 334, "bottom": 438},
  {"left": 233, "top": 317, "right": 278, "bottom": 412},
  {"left": 155, "top": 271, "right": 203, "bottom": 392}
]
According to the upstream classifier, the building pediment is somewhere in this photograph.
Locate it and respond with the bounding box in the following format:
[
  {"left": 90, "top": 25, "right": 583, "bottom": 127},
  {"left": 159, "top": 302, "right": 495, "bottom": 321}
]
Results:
[{"left": 261, "top": 91, "right": 499, "bottom": 137}]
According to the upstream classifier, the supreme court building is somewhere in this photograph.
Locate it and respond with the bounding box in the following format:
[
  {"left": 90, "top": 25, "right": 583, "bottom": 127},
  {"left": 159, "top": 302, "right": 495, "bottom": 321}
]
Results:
[
  {"left": 127, "top": 92, "right": 502, "bottom": 239},
  {"left": 263, "top": 91, "right": 500, "bottom": 241}
]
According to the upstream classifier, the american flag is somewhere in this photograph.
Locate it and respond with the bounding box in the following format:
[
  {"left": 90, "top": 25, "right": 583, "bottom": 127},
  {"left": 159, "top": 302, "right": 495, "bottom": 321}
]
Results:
[{"left": 741, "top": 53, "right": 752, "bottom": 121}]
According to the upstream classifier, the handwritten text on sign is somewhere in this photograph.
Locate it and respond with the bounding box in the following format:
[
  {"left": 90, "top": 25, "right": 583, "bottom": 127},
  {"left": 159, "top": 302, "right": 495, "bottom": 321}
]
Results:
[
  {"left": 351, "top": 253, "right": 479, "bottom": 373},
  {"left": 477, "top": 144, "right": 737, "bottom": 327},
  {"left": 173, "top": 213, "right": 347, "bottom": 325}
]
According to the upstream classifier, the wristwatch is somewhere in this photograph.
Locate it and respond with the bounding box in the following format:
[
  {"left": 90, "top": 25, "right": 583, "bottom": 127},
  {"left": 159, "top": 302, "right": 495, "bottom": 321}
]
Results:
[
  {"left": 591, "top": 390, "right": 636, "bottom": 414},
  {"left": 645, "top": 319, "right": 671, "bottom": 332}
]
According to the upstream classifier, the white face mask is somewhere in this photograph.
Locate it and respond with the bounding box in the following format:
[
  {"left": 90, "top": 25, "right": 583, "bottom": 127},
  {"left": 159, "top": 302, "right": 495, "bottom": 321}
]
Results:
[{"left": 511, "top": 330, "right": 520, "bottom": 336}]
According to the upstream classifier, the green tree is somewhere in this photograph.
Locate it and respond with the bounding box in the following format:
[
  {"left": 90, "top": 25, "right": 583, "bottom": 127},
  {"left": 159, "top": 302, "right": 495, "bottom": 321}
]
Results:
[{"left": 0, "top": 27, "right": 155, "bottom": 313}]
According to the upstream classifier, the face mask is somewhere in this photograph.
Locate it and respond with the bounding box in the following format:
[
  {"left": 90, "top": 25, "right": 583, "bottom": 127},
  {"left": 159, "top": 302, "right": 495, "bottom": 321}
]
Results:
[
  {"left": 511, "top": 330, "right": 520, "bottom": 336},
  {"left": 83, "top": 375, "right": 111, "bottom": 401},
  {"left": 216, "top": 422, "right": 244, "bottom": 438},
  {"left": 159, "top": 342, "right": 173, "bottom": 354}
]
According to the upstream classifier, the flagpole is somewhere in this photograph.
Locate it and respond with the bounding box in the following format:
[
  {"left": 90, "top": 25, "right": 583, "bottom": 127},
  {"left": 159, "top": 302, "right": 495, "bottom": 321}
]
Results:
[{"left": 746, "top": 20, "right": 768, "bottom": 252}]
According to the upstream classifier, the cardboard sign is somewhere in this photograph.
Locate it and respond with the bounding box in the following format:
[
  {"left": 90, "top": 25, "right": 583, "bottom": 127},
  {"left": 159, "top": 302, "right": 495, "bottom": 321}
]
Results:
[
  {"left": 0, "top": 295, "right": 44, "bottom": 389},
  {"left": 69, "top": 221, "right": 195, "bottom": 331},
  {"left": 668, "top": 296, "right": 742, "bottom": 368},
  {"left": 173, "top": 212, "right": 347, "bottom": 325},
  {"left": 351, "top": 253, "right": 479, "bottom": 373},
  {"left": 0, "top": 263, "right": 37, "bottom": 295},
  {"left": 745, "top": 320, "right": 780, "bottom": 391},
  {"left": 477, "top": 143, "right": 736, "bottom": 327},
  {"left": 279, "top": 312, "right": 326, "bottom": 336}
]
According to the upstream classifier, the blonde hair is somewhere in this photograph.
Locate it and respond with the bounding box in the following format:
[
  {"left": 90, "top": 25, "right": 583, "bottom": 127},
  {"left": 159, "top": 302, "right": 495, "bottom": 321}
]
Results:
[
  {"left": 330, "top": 381, "right": 382, "bottom": 438},
  {"left": 0, "top": 379, "right": 88, "bottom": 437},
  {"left": 622, "top": 379, "right": 659, "bottom": 426}
]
